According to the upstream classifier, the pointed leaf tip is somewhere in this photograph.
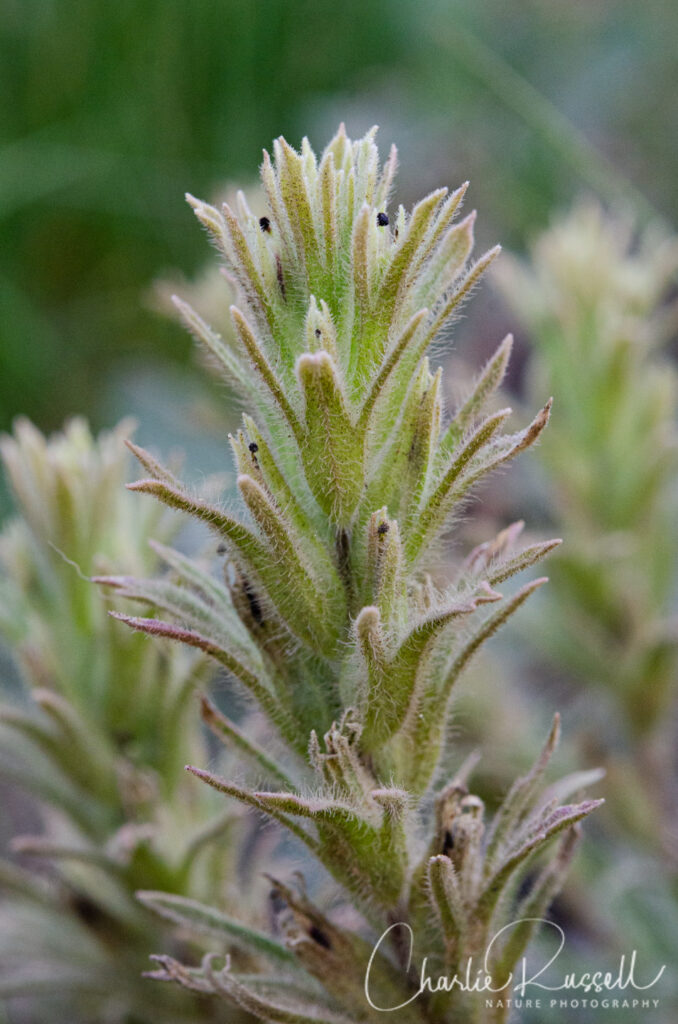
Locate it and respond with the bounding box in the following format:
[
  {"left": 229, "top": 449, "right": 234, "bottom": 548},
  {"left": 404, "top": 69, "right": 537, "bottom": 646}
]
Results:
[{"left": 355, "top": 605, "right": 381, "bottom": 627}]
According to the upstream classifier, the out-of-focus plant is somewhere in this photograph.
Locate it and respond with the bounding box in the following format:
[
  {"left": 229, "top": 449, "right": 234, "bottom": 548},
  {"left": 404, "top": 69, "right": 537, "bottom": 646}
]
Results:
[
  {"left": 106, "top": 126, "right": 602, "bottom": 1024},
  {"left": 150, "top": 184, "right": 260, "bottom": 388},
  {"left": 0, "top": 418, "right": 273, "bottom": 1023},
  {"left": 495, "top": 202, "right": 678, "bottom": 856}
]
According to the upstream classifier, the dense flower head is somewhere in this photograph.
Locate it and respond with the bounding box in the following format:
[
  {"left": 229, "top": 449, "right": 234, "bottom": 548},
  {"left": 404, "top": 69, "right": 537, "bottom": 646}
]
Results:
[
  {"left": 98, "top": 126, "right": 602, "bottom": 1023},
  {"left": 117, "top": 126, "right": 559, "bottom": 787}
]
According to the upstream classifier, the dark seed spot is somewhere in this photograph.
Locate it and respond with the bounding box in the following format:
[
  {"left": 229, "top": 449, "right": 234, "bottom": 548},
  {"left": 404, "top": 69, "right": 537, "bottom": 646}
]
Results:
[
  {"left": 336, "top": 528, "right": 351, "bottom": 581},
  {"left": 71, "top": 893, "right": 110, "bottom": 931},
  {"left": 269, "top": 887, "right": 286, "bottom": 914},
  {"left": 442, "top": 829, "right": 455, "bottom": 855},
  {"left": 276, "top": 255, "right": 286, "bottom": 300},
  {"left": 517, "top": 871, "right": 536, "bottom": 902},
  {"left": 248, "top": 442, "right": 259, "bottom": 453},
  {"left": 314, "top": 328, "right": 321, "bottom": 338},
  {"left": 377, "top": 522, "right": 389, "bottom": 536},
  {"left": 113, "top": 730, "right": 134, "bottom": 748},
  {"left": 259, "top": 216, "right": 271, "bottom": 233},
  {"left": 243, "top": 578, "right": 264, "bottom": 625},
  {"left": 309, "top": 925, "right": 332, "bottom": 949},
  {"left": 376, "top": 211, "right": 389, "bottom": 227},
  {"left": 217, "top": 544, "right": 227, "bottom": 555}
]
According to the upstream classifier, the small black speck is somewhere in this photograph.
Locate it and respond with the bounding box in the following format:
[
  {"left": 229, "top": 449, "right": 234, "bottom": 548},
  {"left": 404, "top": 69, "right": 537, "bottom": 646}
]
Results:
[
  {"left": 314, "top": 328, "right": 321, "bottom": 338},
  {"left": 309, "top": 925, "right": 332, "bottom": 949},
  {"left": 259, "top": 216, "right": 271, "bottom": 233},
  {"left": 71, "top": 894, "right": 110, "bottom": 931},
  {"left": 377, "top": 522, "right": 389, "bottom": 536},
  {"left": 394, "top": 227, "right": 399, "bottom": 239},
  {"left": 269, "top": 888, "right": 286, "bottom": 914},
  {"left": 248, "top": 442, "right": 259, "bottom": 453},
  {"left": 517, "top": 871, "right": 536, "bottom": 902},
  {"left": 217, "top": 544, "right": 227, "bottom": 555},
  {"left": 243, "top": 578, "right": 264, "bottom": 625},
  {"left": 276, "top": 255, "right": 286, "bottom": 299},
  {"left": 376, "top": 211, "right": 389, "bottom": 227}
]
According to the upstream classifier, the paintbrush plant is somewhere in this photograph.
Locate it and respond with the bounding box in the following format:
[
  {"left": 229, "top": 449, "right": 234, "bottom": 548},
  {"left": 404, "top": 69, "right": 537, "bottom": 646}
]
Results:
[
  {"left": 495, "top": 202, "right": 678, "bottom": 858},
  {"left": 0, "top": 418, "right": 272, "bottom": 1023},
  {"left": 99, "top": 127, "right": 603, "bottom": 1024}
]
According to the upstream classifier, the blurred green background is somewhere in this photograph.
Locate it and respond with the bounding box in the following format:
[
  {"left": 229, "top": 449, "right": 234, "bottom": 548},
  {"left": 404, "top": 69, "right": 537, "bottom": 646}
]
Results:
[{"left": 1, "top": 0, "right": 676, "bottom": 440}]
